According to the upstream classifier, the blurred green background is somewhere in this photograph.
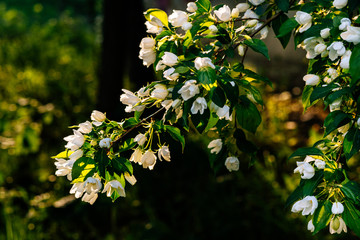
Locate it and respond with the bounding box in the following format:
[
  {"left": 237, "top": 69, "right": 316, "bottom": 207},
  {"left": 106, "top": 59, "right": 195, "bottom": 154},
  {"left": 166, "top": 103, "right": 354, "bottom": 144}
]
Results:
[{"left": 0, "top": 0, "right": 359, "bottom": 239}]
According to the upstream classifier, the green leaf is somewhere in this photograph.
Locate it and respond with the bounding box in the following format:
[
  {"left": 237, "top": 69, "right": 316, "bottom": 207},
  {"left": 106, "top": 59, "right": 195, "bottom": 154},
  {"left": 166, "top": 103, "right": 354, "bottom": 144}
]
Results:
[
  {"left": 71, "top": 157, "right": 96, "bottom": 183},
  {"left": 350, "top": 45, "right": 360, "bottom": 84},
  {"left": 288, "top": 147, "right": 324, "bottom": 159},
  {"left": 94, "top": 149, "right": 110, "bottom": 178},
  {"left": 52, "top": 150, "right": 73, "bottom": 159},
  {"left": 276, "top": 17, "right": 299, "bottom": 38},
  {"left": 272, "top": 14, "right": 292, "bottom": 49},
  {"left": 302, "top": 85, "right": 314, "bottom": 111},
  {"left": 312, "top": 200, "right": 332, "bottom": 234},
  {"left": 195, "top": 0, "right": 211, "bottom": 13},
  {"left": 275, "top": 0, "right": 290, "bottom": 12},
  {"left": 204, "top": 112, "right": 219, "bottom": 132},
  {"left": 112, "top": 157, "right": 133, "bottom": 175},
  {"left": 323, "top": 110, "right": 351, "bottom": 137},
  {"left": 344, "top": 127, "right": 360, "bottom": 160},
  {"left": 174, "top": 66, "right": 190, "bottom": 74},
  {"left": 342, "top": 181, "right": 360, "bottom": 204},
  {"left": 165, "top": 125, "right": 185, "bottom": 151},
  {"left": 343, "top": 201, "right": 360, "bottom": 236},
  {"left": 218, "top": 78, "right": 239, "bottom": 105},
  {"left": 310, "top": 83, "right": 337, "bottom": 103},
  {"left": 119, "top": 138, "right": 137, "bottom": 153},
  {"left": 234, "top": 129, "right": 257, "bottom": 154},
  {"left": 285, "top": 171, "right": 324, "bottom": 208},
  {"left": 144, "top": 8, "right": 169, "bottom": 27},
  {"left": 211, "top": 87, "right": 226, "bottom": 107},
  {"left": 244, "top": 39, "right": 270, "bottom": 60},
  {"left": 123, "top": 117, "right": 139, "bottom": 129},
  {"left": 235, "top": 96, "right": 261, "bottom": 134},
  {"left": 191, "top": 108, "right": 210, "bottom": 133},
  {"left": 198, "top": 67, "right": 216, "bottom": 87}
]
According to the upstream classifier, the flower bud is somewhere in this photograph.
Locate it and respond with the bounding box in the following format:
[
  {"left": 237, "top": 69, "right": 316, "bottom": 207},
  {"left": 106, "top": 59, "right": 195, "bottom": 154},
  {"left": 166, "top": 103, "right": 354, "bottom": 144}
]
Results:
[
  {"left": 237, "top": 44, "right": 245, "bottom": 56},
  {"left": 249, "top": 0, "right": 265, "bottom": 6},
  {"left": 225, "top": 156, "right": 239, "bottom": 172},
  {"left": 161, "top": 52, "right": 178, "bottom": 67},
  {"left": 208, "top": 25, "right": 218, "bottom": 33},
  {"left": 236, "top": 3, "right": 250, "bottom": 12},
  {"left": 182, "top": 22, "right": 192, "bottom": 31},
  {"left": 151, "top": 84, "right": 169, "bottom": 100},
  {"left": 331, "top": 202, "right": 344, "bottom": 215},
  {"left": 91, "top": 110, "right": 106, "bottom": 122},
  {"left": 320, "top": 28, "right": 331, "bottom": 38},
  {"left": 134, "top": 133, "right": 147, "bottom": 146},
  {"left": 333, "top": 0, "right": 348, "bottom": 9},
  {"left": 246, "top": 20, "right": 258, "bottom": 28},
  {"left": 303, "top": 74, "right": 320, "bottom": 86},
  {"left": 231, "top": 8, "right": 240, "bottom": 18},
  {"left": 99, "top": 138, "right": 111, "bottom": 148},
  {"left": 186, "top": 2, "right": 197, "bottom": 13}
]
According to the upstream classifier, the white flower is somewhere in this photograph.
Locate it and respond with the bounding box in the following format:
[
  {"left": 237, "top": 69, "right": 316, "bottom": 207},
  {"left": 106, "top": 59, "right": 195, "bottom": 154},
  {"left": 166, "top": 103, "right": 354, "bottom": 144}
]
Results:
[
  {"left": 236, "top": 3, "right": 250, "bottom": 12},
  {"left": 307, "top": 219, "right": 315, "bottom": 232},
  {"left": 69, "top": 149, "right": 83, "bottom": 162},
  {"left": 320, "top": 28, "right": 331, "bottom": 38},
  {"left": 102, "top": 180, "right": 126, "bottom": 197},
  {"left": 145, "top": 15, "right": 163, "bottom": 34},
  {"left": 99, "top": 138, "right": 111, "bottom": 148},
  {"left": 64, "top": 130, "right": 85, "bottom": 151},
  {"left": 330, "top": 98, "right": 342, "bottom": 112},
  {"left": 158, "top": 145, "right": 171, "bottom": 161},
  {"left": 214, "top": 5, "right": 231, "bottom": 22},
  {"left": 330, "top": 216, "right": 347, "bottom": 234},
  {"left": 333, "top": 0, "right": 348, "bottom": 9},
  {"left": 332, "top": 202, "right": 344, "bottom": 214},
  {"left": 168, "top": 10, "right": 188, "bottom": 27},
  {"left": 137, "top": 87, "right": 150, "bottom": 97},
  {"left": 191, "top": 97, "right": 207, "bottom": 114},
  {"left": 341, "top": 26, "right": 360, "bottom": 44},
  {"left": 291, "top": 196, "right": 318, "bottom": 215},
  {"left": 246, "top": 20, "right": 258, "bottom": 28},
  {"left": 301, "top": 37, "right": 324, "bottom": 59},
  {"left": 130, "top": 148, "right": 143, "bottom": 164},
  {"left": 295, "top": 11, "right": 312, "bottom": 33},
  {"left": 78, "top": 121, "right": 92, "bottom": 134},
  {"left": 339, "top": 18, "right": 351, "bottom": 31},
  {"left": 182, "top": 22, "right": 192, "bottom": 31},
  {"left": 314, "top": 43, "right": 327, "bottom": 54},
  {"left": 139, "top": 37, "right": 156, "bottom": 49},
  {"left": 163, "top": 67, "right": 179, "bottom": 81},
  {"left": 172, "top": 99, "right": 182, "bottom": 108},
  {"left": 249, "top": 0, "right": 265, "bottom": 6},
  {"left": 208, "top": 25, "right": 218, "bottom": 33},
  {"left": 161, "top": 52, "right": 178, "bottom": 67},
  {"left": 194, "top": 57, "right": 215, "bottom": 70},
  {"left": 141, "top": 150, "right": 157, "bottom": 170},
  {"left": 124, "top": 172, "right": 137, "bottom": 185},
  {"left": 237, "top": 44, "right": 246, "bottom": 56},
  {"left": 294, "top": 161, "right": 315, "bottom": 179},
  {"left": 151, "top": 84, "right": 168, "bottom": 100},
  {"left": 327, "top": 68, "right": 339, "bottom": 80},
  {"left": 357, "top": 118, "right": 360, "bottom": 127},
  {"left": 54, "top": 158, "right": 73, "bottom": 181},
  {"left": 260, "top": 26, "right": 269, "bottom": 39},
  {"left": 340, "top": 50, "right": 352, "bottom": 69},
  {"left": 155, "top": 60, "right": 166, "bottom": 71},
  {"left": 91, "top": 110, "right": 106, "bottom": 122},
  {"left": 231, "top": 8, "right": 240, "bottom": 18},
  {"left": 315, "top": 159, "right": 326, "bottom": 169},
  {"left": 244, "top": 9, "right": 259, "bottom": 19},
  {"left": 303, "top": 74, "right": 320, "bottom": 86},
  {"left": 327, "top": 41, "right": 346, "bottom": 61},
  {"left": 208, "top": 139, "right": 222, "bottom": 154},
  {"left": 120, "top": 89, "right": 144, "bottom": 112},
  {"left": 217, "top": 105, "right": 231, "bottom": 120},
  {"left": 178, "top": 80, "right": 200, "bottom": 101},
  {"left": 70, "top": 182, "right": 86, "bottom": 198},
  {"left": 139, "top": 48, "right": 156, "bottom": 67},
  {"left": 134, "top": 133, "right": 147, "bottom": 146},
  {"left": 225, "top": 156, "right": 240, "bottom": 172},
  {"left": 82, "top": 177, "right": 102, "bottom": 205},
  {"left": 186, "top": 2, "right": 197, "bottom": 13}
]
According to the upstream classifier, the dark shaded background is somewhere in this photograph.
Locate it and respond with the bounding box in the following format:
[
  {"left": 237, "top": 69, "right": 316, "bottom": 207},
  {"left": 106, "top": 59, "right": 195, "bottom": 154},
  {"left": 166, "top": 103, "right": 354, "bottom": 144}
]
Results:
[{"left": 0, "top": 0, "right": 359, "bottom": 239}]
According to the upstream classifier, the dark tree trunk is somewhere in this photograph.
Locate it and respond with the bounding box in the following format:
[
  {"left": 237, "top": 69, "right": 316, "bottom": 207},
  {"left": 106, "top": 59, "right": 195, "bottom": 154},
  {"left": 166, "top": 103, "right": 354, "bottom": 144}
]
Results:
[{"left": 97, "top": 0, "right": 155, "bottom": 120}]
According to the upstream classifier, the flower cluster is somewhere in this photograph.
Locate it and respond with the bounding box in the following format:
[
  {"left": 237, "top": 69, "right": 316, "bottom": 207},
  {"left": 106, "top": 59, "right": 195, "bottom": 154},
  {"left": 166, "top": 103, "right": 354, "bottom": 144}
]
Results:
[
  {"left": 53, "top": 0, "right": 360, "bottom": 237},
  {"left": 286, "top": 0, "right": 360, "bottom": 236}
]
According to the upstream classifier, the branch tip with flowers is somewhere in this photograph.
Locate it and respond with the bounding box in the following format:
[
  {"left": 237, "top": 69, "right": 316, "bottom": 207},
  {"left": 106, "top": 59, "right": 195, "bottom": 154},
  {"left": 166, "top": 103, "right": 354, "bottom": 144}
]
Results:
[{"left": 53, "top": 0, "right": 360, "bottom": 237}]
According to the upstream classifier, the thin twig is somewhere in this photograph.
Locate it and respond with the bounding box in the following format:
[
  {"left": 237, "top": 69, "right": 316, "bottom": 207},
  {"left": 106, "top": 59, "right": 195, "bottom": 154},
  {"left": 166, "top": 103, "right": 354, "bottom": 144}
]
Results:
[{"left": 112, "top": 106, "right": 166, "bottom": 145}]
